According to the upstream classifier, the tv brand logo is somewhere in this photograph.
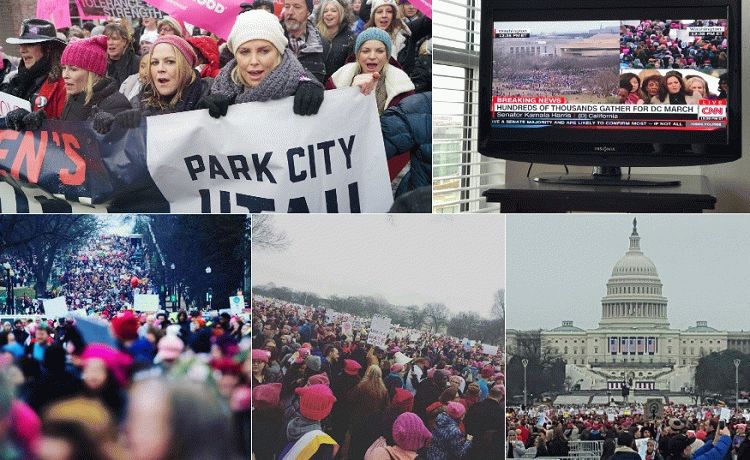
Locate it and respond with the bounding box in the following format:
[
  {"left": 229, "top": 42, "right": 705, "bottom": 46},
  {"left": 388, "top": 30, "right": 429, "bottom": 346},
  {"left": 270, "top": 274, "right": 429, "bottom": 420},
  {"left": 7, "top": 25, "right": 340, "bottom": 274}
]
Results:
[
  {"left": 698, "top": 105, "right": 727, "bottom": 119},
  {"left": 594, "top": 146, "right": 616, "bottom": 153}
]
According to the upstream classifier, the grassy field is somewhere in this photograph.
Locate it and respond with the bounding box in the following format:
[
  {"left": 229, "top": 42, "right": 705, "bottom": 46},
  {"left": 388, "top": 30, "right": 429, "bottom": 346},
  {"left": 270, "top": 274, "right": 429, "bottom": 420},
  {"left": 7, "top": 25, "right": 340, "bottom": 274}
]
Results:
[{"left": 0, "top": 287, "right": 35, "bottom": 299}]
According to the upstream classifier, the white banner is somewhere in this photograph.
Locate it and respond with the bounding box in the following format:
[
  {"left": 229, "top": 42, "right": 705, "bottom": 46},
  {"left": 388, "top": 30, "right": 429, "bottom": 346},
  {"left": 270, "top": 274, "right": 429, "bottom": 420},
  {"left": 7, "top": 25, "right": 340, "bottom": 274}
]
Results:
[
  {"left": 42, "top": 296, "right": 68, "bottom": 317},
  {"left": 147, "top": 88, "right": 393, "bottom": 213},
  {"left": 229, "top": 295, "right": 244, "bottom": 315},
  {"left": 481, "top": 344, "right": 499, "bottom": 356},
  {"left": 367, "top": 315, "right": 391, "bottom": 349},
  {"left": 0, "top": 91, "right": 31, "bottom": 118},
  {"left": 133, "top": 294, "right": 160, "bottom": 312}
]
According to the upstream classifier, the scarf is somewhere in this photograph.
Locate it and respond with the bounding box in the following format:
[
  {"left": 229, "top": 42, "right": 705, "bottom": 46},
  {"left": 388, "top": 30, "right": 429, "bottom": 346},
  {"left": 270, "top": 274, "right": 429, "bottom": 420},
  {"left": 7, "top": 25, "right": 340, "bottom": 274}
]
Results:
[
  {"left": 286, "top": 415, "right": 321, "bottom": 442},
  {"left": 668, "top": 92, "right": 687, "bottom": 105},
  {"left": 375, "top": 75, "right": 388, "bottom": 115},
  {"left": 6, "top": 55, "right": 51, "bottom": 99},
  {"left": 211, "top": 49, "right": 317, "bottom": 105}
]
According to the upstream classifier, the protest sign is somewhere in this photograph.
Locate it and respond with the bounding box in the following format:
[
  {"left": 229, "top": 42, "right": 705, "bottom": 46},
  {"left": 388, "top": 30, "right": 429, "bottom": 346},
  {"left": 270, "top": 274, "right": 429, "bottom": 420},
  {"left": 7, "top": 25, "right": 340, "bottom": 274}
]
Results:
[
  {"left": 367, "top": 315, "right": 391, "bottom": 349},
  {"left": 0, "top": 92, "right": 31, "bottom": 118},
  {"left": 0, "top": 89, "right": 393, "bottom": 213},
  {"left": 229, "top": 295, "right": 244, "bottom": 315},
  {"left": 143, "top": 0, "right": 243, "bottom": 39},
  {"left": 73, "top": 308, "right": 88, "bottom": 317},
  {"left": 36, "top": 0, "right": 72, "bottom": 28},
  {"left": 325, "top": 311, "right": 338, "bottom": 324},
  {"left": 42, "top": 296, "right": 68, "bottom": 317},
  {"left": 147, "top": 88, "right": 393, "bottom": 213},
  {"left": 76, "top": 316, "right": 117, "bottom": 347},
  {"left": 76, "top": 0, "right": 165, "bottom": 18},
  {"left": 409, "top": 0, "right": 431, "bottom": 18},
  {"left": 341, "top": 321, "right": 352, "bottom": 337},
  {"left": 481, "top": 344, "right": 499, "bottom": 356},
  {"left": 134, "top": 294, "right": 160, "bottom": 312},
  {"left": 720, "top": 407, "right": 731, "bottom": 422},
  {"left": 636, "top": 438, "right": 649, "bottom": 460}
]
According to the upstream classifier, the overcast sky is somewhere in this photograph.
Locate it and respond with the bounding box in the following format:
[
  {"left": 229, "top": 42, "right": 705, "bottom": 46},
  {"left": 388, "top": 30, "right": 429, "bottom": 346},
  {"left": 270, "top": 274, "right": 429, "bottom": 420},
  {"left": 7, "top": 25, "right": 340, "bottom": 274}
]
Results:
[
  {"left": 252, "top": 215, "right": 505, "bottom": 317},
  {"left": 507, "top": 215, "right": 750, "bottom": 332}
]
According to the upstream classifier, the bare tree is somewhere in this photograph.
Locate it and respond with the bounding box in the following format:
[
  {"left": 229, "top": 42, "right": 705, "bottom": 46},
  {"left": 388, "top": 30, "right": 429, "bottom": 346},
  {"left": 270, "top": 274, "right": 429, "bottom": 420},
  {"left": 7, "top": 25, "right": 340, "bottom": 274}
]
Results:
[
  {"left": 490, "top": 288, "right": 505, "bottom": 320},
  {"left": 423, "top": 302, "right": 449, "bottom": 333},
  {"left": 251, "top": 215, "right": 289, "bottom": 251}
]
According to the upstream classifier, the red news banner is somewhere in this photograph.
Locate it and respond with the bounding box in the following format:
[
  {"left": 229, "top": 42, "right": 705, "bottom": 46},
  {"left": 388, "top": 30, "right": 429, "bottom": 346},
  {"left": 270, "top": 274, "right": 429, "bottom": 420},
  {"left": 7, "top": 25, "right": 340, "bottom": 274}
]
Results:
[{"left": 491, "top": 96, "right": 727, "bottom": 130}]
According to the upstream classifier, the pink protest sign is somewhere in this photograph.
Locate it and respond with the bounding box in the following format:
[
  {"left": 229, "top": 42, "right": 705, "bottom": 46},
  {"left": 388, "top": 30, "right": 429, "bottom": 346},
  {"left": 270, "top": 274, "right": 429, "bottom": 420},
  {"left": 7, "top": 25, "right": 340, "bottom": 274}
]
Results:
[
  {"left": 143, "top": 0, "right": 245, "bottom": 40},
  {"left": 409, "top": 0, "right": 431, "bottom": 19},
  {"left": 73, "top": 0, "right": 108, "bottom": 20},
  {"left": 36, "top": 0, "right": 72, "bottom": 28}
]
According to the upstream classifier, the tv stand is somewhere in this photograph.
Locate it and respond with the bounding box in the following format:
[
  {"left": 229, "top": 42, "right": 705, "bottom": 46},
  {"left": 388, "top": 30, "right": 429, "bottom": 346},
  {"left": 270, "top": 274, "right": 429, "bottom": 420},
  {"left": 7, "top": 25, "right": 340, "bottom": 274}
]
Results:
[
  {"left": 483, "top": 173, "right": 716, "bottom": 213},
  {"left": 534, "top": 167, "right": 681, "bottom": 187}
]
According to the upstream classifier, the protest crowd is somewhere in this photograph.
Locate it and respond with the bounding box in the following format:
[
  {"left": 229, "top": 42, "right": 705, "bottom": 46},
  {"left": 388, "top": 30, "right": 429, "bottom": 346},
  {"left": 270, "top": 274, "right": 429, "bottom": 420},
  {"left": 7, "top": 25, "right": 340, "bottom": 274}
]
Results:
[
  {"left": 0, "top": 237, "right": 252, "bottom": 459},
  {"left": 506, "top": 401, "right": 750, "bottom": 460},
  {"left": 0, "top": 0, "right": 432, "bottom": 208},
  {"left": 251, "top": 296, "right": 505, "bottom": 459}
]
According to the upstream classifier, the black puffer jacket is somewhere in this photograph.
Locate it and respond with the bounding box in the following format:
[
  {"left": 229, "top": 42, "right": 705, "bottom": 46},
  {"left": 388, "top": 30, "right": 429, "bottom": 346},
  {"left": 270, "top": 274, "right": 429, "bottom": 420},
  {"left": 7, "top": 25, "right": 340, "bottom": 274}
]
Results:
[
  {"left": 60, "top": 77, "right": 132, "bottom": 122},
  {"left": 322, "top": 26, "right": 355, "bottom": 82},
  {"left": 107, "top": 48, "right": 141, "bottom": 87}
]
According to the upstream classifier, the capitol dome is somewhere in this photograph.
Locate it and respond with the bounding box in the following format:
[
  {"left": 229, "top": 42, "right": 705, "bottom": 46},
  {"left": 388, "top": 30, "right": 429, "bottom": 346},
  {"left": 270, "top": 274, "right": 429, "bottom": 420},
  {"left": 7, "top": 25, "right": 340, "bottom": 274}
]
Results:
[{"left": 598, "top": 219, "right": 670, "bottom": 329}]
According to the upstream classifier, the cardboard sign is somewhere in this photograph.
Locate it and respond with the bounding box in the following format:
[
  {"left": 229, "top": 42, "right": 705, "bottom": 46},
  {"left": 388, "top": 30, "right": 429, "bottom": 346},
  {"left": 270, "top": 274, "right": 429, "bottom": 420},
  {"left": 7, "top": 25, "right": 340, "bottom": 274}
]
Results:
[
  {"left": 42, "top": 296, "right": 68, "bottom": 317},
  {"left": 0, "top": 92, "right": 31, "bottom": 118},
  {"left": 367, "top": 315, "right": 391, "bottom": 349},
  {"left": 133, "top": 294, "right": 160, "bottom": 312},
  {"left": 229, "top": 295, "right": 244, "bottom": 315}
]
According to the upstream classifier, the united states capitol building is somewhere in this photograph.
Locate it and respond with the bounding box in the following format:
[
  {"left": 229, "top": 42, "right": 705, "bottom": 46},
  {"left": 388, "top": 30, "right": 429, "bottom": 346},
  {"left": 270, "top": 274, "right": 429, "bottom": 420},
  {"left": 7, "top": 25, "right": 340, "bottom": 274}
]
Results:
[{"left": 507, "top": 219, "right": 750, "bottom": 402}]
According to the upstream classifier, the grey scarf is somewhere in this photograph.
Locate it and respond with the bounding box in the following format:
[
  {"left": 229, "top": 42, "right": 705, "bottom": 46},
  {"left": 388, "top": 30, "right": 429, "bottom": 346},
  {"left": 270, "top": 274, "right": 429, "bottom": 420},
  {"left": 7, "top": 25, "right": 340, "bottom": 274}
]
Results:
[
  {"left": 211, "top": 49, "right": 319, "bottom": 104},
  {"left": 286, "top": 415, "right": 322, "bottom": 442}
]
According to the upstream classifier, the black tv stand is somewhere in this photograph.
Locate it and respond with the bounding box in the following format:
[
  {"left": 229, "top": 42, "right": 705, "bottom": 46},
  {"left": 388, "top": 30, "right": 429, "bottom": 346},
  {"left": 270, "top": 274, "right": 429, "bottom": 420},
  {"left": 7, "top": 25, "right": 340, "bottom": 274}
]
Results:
[{"left": 534, "top": 166, "right": 682, "bottom": 187}]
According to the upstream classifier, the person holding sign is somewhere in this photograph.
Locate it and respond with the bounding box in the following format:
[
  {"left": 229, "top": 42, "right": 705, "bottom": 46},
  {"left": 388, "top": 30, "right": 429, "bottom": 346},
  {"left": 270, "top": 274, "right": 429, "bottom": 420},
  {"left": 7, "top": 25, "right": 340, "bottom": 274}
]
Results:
[
  {"left": 200, "top": 10, "right": 325, "bottom": 118},
  {"left": 325, "top": 28, "right": 414, "bottom": 115},
  {"left": 2, "top": 19, "right": 67, "bottom": 127}
]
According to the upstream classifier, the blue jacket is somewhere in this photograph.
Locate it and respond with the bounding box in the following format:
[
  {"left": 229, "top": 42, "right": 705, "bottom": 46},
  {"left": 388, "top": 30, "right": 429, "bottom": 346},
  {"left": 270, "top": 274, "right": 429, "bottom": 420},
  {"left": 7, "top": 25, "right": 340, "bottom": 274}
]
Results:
[
  {"left": 693, "top": 436, "right": 732, "bottom": 460},
  {"left": 426, "top": 412, "right": 472, "bottom": 460},
  {"left": 380, "top": 92, "right": 432, "bottom": 198}
]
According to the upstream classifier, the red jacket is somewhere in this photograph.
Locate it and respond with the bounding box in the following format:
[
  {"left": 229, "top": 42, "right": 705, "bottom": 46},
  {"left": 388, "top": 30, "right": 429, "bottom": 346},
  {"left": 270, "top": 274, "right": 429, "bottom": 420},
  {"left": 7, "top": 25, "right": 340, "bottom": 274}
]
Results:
[{"left": 35, "top": 78, "right": 66, "bottom": 120}]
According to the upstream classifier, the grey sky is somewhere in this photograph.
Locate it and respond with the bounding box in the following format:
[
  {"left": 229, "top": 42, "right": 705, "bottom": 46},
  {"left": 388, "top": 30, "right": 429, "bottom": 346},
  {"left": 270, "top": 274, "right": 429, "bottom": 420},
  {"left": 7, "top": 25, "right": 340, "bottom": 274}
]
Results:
[
  {"left": 494, "top": 21, "right": 618, "bottom": 36},
  {"left": 507, "top": 215, "right": 750, "bottom": 332},
  {"left": 252, "top": 215, "right": 505, "bottom": 317}
]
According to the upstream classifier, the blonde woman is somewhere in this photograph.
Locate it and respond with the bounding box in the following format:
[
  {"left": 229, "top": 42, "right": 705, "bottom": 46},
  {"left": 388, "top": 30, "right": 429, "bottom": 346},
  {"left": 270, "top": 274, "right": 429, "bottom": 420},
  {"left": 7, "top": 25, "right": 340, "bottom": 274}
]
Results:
[
  {"left": 686, "top": 75, "right": 714, "bottom": 100},
  {"left": 316, "top": 0, "right": 356, "bottom": 81},
  {"left": 363, "top": 0, "right": 430, "bottom": 74}
]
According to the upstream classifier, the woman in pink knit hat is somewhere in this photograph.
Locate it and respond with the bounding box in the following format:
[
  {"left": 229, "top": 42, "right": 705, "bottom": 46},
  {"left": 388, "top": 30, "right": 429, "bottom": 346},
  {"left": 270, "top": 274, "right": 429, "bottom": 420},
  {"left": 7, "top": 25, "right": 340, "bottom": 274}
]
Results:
[
  {"left": 365, "top": 411, "right": 432, "bottom": 460},
  {"left": 80, "top": 343, "right": 133, "bottom": 421},
  {"left": 56, "top": 35, "right": 132, "bottom": 132}
]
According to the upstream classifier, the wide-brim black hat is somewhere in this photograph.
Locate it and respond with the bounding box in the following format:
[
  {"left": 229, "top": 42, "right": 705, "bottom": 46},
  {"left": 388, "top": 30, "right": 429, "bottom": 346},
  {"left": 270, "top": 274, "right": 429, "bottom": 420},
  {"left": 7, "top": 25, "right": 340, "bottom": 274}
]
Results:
[{"left": 6, "top": 19, "right": 66, "bottom": 45}]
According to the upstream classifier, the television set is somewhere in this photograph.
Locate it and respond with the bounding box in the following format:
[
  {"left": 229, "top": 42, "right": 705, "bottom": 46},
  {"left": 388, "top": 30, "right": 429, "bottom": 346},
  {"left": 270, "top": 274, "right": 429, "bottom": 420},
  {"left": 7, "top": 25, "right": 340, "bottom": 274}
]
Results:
[{"left": 478, "top": 0, "right": 741, "bottom": 185}]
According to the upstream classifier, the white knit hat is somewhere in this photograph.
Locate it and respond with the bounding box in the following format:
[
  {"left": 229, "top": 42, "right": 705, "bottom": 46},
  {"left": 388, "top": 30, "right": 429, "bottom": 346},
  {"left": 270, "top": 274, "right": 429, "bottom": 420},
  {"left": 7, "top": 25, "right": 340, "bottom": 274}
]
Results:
[
  {"left": 228, "top": 10, "right": 289, "bottom": 56},
  {"left": 370, "top": 0, "right": 398, "bottom": 17}
]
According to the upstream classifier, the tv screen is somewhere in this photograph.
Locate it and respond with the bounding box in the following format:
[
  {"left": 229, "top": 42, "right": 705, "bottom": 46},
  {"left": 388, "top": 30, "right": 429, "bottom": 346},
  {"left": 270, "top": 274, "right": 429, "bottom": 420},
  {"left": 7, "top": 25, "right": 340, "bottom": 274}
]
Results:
[{"left": 479, "top": 1, "right": 741, "bottom": 168}]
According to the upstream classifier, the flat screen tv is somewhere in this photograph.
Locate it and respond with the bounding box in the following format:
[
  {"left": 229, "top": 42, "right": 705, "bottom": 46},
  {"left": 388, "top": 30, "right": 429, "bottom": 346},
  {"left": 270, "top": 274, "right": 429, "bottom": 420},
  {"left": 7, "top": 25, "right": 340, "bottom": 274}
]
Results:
[{"left": 478, "top": 0, "right": 741, "bottom": 185}]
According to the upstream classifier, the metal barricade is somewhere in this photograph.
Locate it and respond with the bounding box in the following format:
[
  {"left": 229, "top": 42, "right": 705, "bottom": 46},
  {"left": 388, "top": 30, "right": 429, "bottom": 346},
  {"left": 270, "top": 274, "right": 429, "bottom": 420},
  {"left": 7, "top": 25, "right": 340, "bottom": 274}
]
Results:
[{"left": 568, "top": 440, "right": 605, "bottom": 458}]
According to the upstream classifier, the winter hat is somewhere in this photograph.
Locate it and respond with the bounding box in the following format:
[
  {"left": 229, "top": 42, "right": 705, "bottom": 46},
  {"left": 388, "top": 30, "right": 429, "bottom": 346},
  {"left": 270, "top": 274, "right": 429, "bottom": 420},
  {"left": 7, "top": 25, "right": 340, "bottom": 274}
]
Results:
[
  {"left": 9, "top": 401, "right": 40, "bottom": 455},
  {"left": 60, "top": 35, "right": 108, "bottom": 77},
  {"left": 392, "top": 412, "right": 432, "bottom": 452},
  {"left": 81, "top": 344, "right": 133, "bottom": 387},
  {"left": 446, "top": 401, "right": 465, "bottom": 420},
  {"left": 390, "top": 363, "right": 404, "bottom": 373},
  {"left": 391, "top": 387, "right": 414, "bottom": 413},
  {"left": 157, "top": 16, "right": 184, "bottom": 37},
  {"left": 480, "top": 365, "right": 494, "bottom": 379},
  {"left": 393, "top": 351, "right": 412, "bottom": 365},
  {"left": 111, "top": 311, "right": 140, "bottom": 342},
  {"left": 253, "top": 383, "right": 281, "bottom": 410},
  {"left": 669, "top": 418, "right": 686, "bottom": 432},
  {"left": 307, "top": 373, "right": 330, "bottom": 386},
  {"left": 295, "top": 384, "right": 337, "bottom": 421},
  {"left": 228, "top": 10, "right": 288, "bottom": 56},
  {"left": 211, "top": 357, "right": 243, "bottom": 375},
  {"left": 156, "top": 334, "right": 184, "bottom": 362},
  {"left": 186, "top": 36, "right": 220, "bottom": 78},
  {"left": 295, "top": 347, "right": 311, "bottom": 364},
  {"left": 151, "top": 34, "right": 197, "bottom": 67},
  {"left": 370, "top": 0, "right": 398, "bottom": 21},
  {"left": 303, "top": 0, "right": 313, "bottom": 13},
  {"left": 343, "top": 359, "right": 361, "bottom": 376},
  {"left": 355, "top": 27, "right": 392, "bottom": 57},
  {"left": 305, "top": 354, "right": 322, "bottom": 372},
  {"left": 252, "top": 349, "right": 270, "bottom": 362}
]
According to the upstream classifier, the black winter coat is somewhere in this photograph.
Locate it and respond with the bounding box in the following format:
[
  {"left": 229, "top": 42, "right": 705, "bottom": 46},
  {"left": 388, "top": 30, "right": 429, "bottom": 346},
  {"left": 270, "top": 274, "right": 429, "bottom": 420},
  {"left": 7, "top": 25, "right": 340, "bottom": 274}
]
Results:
[
  {"left": 464, "top": 397, "right": 505, "bottom": 460},
  {"left": 396, "top": 16, "right": 432, "bottom": 76},
  {"left": 322, "top": 26, "right": 355, "bottom": 82},
  {"left": 60, "top": 77, "right": 131, "bottom": 122},
  {"left": 107, "top": 48, "right": 140, "bottom": 87}
]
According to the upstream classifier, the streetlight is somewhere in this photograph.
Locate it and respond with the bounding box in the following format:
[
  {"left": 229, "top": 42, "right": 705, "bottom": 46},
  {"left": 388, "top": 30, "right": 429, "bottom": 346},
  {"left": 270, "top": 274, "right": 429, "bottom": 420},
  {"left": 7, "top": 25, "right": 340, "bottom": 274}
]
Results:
[
  {"left": 170, "top": 263, "right": 175, "bottom": 310},
  {"left": 522, "top": 358, "right": 529, "bottom": 408},
  {"left": 205, "top": 266, "right": 212, "bottom": 310},
  {"left": 2, "top": 262, "right": 13, "bottom": 315},
  {"left": 735, "top": 359, "right": 741, "bottom": 415}
]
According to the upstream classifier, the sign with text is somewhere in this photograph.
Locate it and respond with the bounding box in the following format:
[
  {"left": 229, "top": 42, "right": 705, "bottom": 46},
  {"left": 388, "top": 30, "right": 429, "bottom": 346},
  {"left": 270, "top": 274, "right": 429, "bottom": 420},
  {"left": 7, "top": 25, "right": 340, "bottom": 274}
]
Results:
[
  {"left": 76, "top": 0, "right": 165, "bottom": 18},
  {"left": 367, "top": 315, "right": 391, "bottom": 349},
  {"left": 229, "top": 295, "right": 244, "bottom": 315},
  {"left": 134, "top": 294, "right": 160, "bottom": 312},
  {"left": 42, "top": 296, "right": 68, "bottom": 317},
  {"left": 143, "top": 0, "right": 243, "bottom": 39},
  {"left": 147, "top": 88, "right": 393, "bottom": 213},
  {"left": 481, "top": 344, "right": 499, "bottom": 356},
  {"left": 36, "top": 0, "right": 73, "bottom": 28},
  {"left": 0, "top": 92, "right": 31, "bottom": 118}
]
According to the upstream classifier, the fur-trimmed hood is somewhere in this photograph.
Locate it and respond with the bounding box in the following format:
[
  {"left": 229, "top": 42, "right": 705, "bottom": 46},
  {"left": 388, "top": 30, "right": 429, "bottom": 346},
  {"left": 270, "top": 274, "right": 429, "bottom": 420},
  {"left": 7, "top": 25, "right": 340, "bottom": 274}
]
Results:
[{"left": 328, "top": 62, "right": 415, "bottom": 109}]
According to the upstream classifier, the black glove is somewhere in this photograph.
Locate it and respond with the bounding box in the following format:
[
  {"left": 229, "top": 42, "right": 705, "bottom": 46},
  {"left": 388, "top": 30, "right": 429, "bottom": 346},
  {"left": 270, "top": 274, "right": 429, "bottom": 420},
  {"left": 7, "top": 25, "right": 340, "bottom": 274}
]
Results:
[
  {"left": 5, "top": 108, "right": 30, "bottom": 131},
  {"left": 198, "top": 93, "right": 234, "bottom": 118},
  {"left": 293, "top": 81, "right": 324, "bottom": 116},
  {"left": 114, "top": 109, "right": 142, "bottom": 129},
  {"left": 92, "top": 111, "right": 115, "bottom": 134},
  {"left": 22, "top": 110, "right": 45, "bottom": 131}
]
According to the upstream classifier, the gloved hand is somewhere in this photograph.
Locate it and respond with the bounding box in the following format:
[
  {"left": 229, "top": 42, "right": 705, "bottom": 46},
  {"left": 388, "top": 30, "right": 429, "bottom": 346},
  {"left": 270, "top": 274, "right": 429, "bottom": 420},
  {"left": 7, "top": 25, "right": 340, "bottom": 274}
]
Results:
[
  {"left": 114, "top": 109, "right": 142, "bottom": 129},
  {"left": 5, "top": 108, "right": 30, "bottom": 131},
  {"left": 293, "top": 81, "right": 324, "bottom": 116},
  {"left": 198, "top": 93, "right": 234, "bottom": 118},
  {"left": 22, "top": 110, "right": 45, "bottom": 130},
  {"left": 92, "top": 111, "right": 115, "bottom": 134}
]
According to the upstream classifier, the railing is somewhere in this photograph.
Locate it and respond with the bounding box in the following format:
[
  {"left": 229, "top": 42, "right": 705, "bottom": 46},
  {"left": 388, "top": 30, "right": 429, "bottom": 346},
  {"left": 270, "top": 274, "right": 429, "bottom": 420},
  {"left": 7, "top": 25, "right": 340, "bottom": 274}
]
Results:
[{"left": 569, "top": 440, "right": 605, "bottom": 458}]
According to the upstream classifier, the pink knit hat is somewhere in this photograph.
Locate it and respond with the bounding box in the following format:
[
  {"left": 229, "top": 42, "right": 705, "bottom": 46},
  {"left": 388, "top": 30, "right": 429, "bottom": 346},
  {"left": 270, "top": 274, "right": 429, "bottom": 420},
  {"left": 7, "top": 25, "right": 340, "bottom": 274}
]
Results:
[
  {"left": 295, "top": 384, "right": 336, "bottom": 421},
  {"left": 253, "top": 383, "right": 281, "bottom": 410},
  {"left": 392, "top": 412, "right": 432, "bottom": 451},
  {"left": 61, "top": 35, "right": 108, "bottom": 76},
  {"left": 151, "top": 34, "right": 197, "bottom": 67},
  {"left": 156, "top": 335, "right": 184, "bottom": 362},
  {"left": 307, "top": 373, "right": 330, "bottom": 387},
  {"left": 252, "top": 349, "right": 270, "bottom": 363},
  {"left": 81, "top": 344, "right": 133, "bottom": 387},
  {"left": 343, "top": 359, "right": 361, "bottom": 376},
  {"left": 446, "top": 401, "right": 466, "bottom": 420}
]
